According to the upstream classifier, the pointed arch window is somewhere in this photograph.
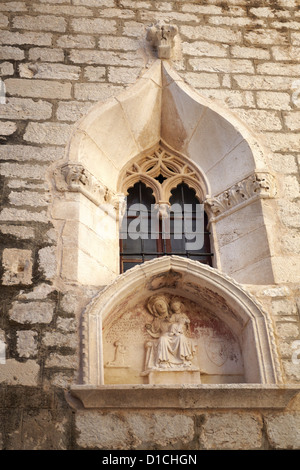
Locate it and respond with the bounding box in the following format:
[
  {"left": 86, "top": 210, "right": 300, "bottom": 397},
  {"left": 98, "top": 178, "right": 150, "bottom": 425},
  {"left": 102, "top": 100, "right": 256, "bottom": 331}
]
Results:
[{"left": 119, "top": 162, "right": 213, "bottom": 273}]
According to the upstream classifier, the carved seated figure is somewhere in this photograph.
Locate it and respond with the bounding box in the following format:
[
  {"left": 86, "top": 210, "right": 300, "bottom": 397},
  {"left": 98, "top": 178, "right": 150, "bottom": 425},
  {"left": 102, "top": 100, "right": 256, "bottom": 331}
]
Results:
[{"left": 144, "top": 294, "right": 197, "bottom": 371}]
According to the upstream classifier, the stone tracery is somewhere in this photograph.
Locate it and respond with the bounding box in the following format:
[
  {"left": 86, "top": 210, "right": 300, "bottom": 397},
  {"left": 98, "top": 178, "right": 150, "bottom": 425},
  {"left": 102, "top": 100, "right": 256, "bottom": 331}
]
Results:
[{"left": 119, "top": 142, "right": 208, "bottom": 205}]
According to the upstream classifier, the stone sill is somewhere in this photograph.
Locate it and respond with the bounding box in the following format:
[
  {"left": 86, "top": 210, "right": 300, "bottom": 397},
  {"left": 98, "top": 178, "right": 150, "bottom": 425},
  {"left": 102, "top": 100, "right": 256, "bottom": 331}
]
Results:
[{"left": 68, "top": 384, "right": 300, "bottom": 410}]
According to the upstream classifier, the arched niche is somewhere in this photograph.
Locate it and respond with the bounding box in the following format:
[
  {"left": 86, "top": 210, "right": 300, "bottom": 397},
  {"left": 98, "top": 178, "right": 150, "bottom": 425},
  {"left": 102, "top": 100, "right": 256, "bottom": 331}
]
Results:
[
  {"left": 80, "top": 257, "right": 282, "bottom": 387},
  {"left": 52, "top": 59, "right": 278, "bottom": 286}
]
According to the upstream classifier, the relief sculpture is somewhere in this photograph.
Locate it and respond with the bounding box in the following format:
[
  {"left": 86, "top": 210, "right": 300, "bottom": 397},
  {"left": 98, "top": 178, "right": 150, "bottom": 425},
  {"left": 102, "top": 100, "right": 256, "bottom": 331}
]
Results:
[{"left": 144, "top": 294, "right": 198, "bottom": 371}]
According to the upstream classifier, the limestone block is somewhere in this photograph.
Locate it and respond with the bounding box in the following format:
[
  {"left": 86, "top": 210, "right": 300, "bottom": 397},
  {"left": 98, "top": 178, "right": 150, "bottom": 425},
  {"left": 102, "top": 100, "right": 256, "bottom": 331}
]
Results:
[
  {"left": 264, "top": 413, "right": 300, "bottom": 449},
  {"left": 12, "top": 15, "right": 67, "bottom": 32},
  {"left": 123, "top": 21, "right": 146, "bottom": 38},
  {"left": 5, "top": 78, "right": 72, "bottom": 100},
  {"left": 17, "top": 330, "right": 38, "bottom": 358},
  {"left": 84, "top": 66, "right": 106, "bottom": 82},
  {"left": 209, "top": 16, "right": 263, "bottom": 27},
  {"left": 0, "top": 225, "right": 35, "bottom": 239},
  {"left": 56, "top": 35, "right": 95, "bottom": 49},
  {"left": 228, "top": 256, "right": 275, "bottom": 285},
  {"left": 214, "top": 200, "right": 267, "bottom": 247},
  {"left": 284, "top": 112, "right": 300, "bottom": 131},
  {"left": 71, "top": 18, "right": 116, "bottom": 34},
  {"left": 6, "top": 409, "right": 69, "bottom": 450},
  {"left": 231, "top": 45, "right": 270, "bottom": 59},
  {"left": 28, "top": 47, "right": 64, "bottom": 62},
  {"left": 183, "top": 72, "right": 220, "bottom": 89},
  {"left": 271, "top": 299, "right": 297, "bottom": 316},
  {"left": 0, "top": 359, "right": 39, "bottom": 386},
  {"left": 196, "top": 89, "right": 255, "bottom": 109},
  {"left": 236, "top": 110, "right": 282, "bottom": 132},
  {"left": 17, "top": 283, "right": 55, "bottom": 300},
  {"left": 282, "top": 175, "right": 300, "bottom": 199},
  {"left": 0, "top": 2, "right": 27, "bottom": 12},
  {"left": 281, "top": 232, "right": 300, "bottom": 254},
  {"left": 19, "top": 63, "right": 81, "bottom": 81},
  {"left": 56, "top": 317, "right": 77, "bottom": 332},
  {"left": 0, "top": 46, "right": 24, "bottom": 60},
  {"left": 2, "top": 248, "right": 33, "bottom": 285},
  {"left": 0, "top": 144, "right": 64, "bottom": 162},
  {"left": 200, "top": 412, "right": 263, "bottom": 450},
  {"left": 50, "top": 372, "right": 75, "bottom": 389},
  {"left": 32, "top": 4, "right": 92, "bottom": 16},
  {"left": 257, "top": 62, "right": 300, "bottom": 76},
  {"left": 276, "top": 323, "right": 299, "bottom": 340},
  {"left": 278, "top": 200, "right": 300, "bottom": 228},
  {"left": 0, "top": 208, "right": 48, "bottom": 223},
  {"left": 9, "top": 301, "right": 55, "bottom": 324},
  {"left": 0, "top": 161, "right": 47, "bottom": 179},
  {"left": 272, "top": 256, "right": 300, "bottom": 283},
  {"left": 189, "top": 58, "right": 254, "bottom": 74},
  {"left": 0, "top": 121, "right": 17, "bottom": 135},
  {"left": 69, "top": 49, "right": 144, "bottom": 67},
  {"left": 99, "top": 8, "right": 135, "bottom": 19},
  {"left": 24, "top": 122, "right": 72, "bottom": 145},
  {"left": 56, "top": 101, "right": 93, "bottom": 121},
  {"left": 180, "top": 25, "right": 242, "bottom": 44},
  {"left": 0, "top": 61, "right": 13, "bottom": 76},
  {"left": 38, "top": 246, "right": 56, "bottom": 280},
  {"left": 182, "top": 4, "right": 223, "bottom": 14},
  {"left": 244, "top": 29, "right": 288, "bottom": 45},
  {"left": 76, "top": 411, "right": 134, "bottom": 449},
  {"left": 292, "top": 32, "right": 300, "bottom": 45},
  {"left": 233, "top": 74, "right": 294, "bottom": 91},
  {"left": 272, "top": 46, "right": 300, "bottom": 61},
  {"left": 257, "top": 91, "right": 291, "bottom": 110},
  {"left": 98, "top": 35, "right": 138, "bottom": 51},
  {"left": 0, "top": 97, "right": 52, "bottom": 121},
  {"left": 45, "top": 353, "right": 78, "bottom": 368},
  {"left": 108, "top": 66, "right": 141, "bottom": 84},
  {"left": 76, "top": 411, "right": 194, "bottom": 449},
  {"left": 73, "top": 0, "right": 114, "bottom": 5},
  {"left": 283, "top": 361, "right": 300, "bottom": 381},
  {"left": 270, "top": 154, "right": 298, "bottom": 174},
  {"left": 265, "top": 133, "right": 300, "bottom": 153},
  {"left": 42, "top": 331, "right": 77, "bottom": 349},
  {"left": 0, "top": 31, "right": 52, "bottom": 46},
  {"left": 74, "top": 83, "right": 124, "bottom": 102}
]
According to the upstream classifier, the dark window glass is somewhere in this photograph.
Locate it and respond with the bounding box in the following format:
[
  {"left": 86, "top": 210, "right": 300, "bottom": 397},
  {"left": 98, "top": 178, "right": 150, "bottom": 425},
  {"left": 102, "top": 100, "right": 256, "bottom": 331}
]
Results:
[{"left": 120, "top": 181, "right": 213, "bottom": 273}]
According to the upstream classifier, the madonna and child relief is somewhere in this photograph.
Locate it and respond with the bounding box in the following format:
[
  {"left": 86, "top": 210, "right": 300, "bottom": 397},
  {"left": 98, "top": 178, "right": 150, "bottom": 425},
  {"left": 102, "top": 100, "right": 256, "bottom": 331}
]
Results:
[{"left": 103, "top": 293, "right": 244, "bottom": 385}]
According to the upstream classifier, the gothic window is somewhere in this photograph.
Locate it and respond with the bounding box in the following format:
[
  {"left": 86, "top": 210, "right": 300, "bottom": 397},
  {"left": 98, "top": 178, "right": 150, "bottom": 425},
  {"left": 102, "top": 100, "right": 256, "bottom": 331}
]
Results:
[{"left": 119, "top": 145, "right": 212, "bottom": 273}]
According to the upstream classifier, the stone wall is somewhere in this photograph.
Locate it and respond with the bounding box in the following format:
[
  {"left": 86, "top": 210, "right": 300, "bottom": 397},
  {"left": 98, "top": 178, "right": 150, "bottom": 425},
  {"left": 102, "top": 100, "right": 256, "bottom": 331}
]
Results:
[{"left": 0, "top": 0, "right": 299, "bottom": 450}]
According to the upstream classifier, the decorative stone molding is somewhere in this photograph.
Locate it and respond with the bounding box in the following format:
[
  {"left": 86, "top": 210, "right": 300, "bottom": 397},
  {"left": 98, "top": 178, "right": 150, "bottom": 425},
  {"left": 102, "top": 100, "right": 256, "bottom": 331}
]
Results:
[
  {"left": 68, "top": 384, "right": 300, "bottom": 410},
  {"left": 119, "top": 142, "right": 208, "bottom": 205},
  {"left": 53, "top": 162, "right": 118, "bottom": 208},
  {"left": 205, "top": 172, "right": 277, "bottom": 222},
  {"left": 146, "top": 21, "right": 178, "bottom": 59},
  {"left": 80, "top": 256, "right": 283, "bottom": 387}
]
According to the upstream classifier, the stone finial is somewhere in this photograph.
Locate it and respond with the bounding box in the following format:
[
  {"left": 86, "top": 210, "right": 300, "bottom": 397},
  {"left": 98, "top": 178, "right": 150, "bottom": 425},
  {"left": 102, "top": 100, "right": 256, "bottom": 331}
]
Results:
[{"left": 146, "top": 21, "right": 178, "bottom": 59}]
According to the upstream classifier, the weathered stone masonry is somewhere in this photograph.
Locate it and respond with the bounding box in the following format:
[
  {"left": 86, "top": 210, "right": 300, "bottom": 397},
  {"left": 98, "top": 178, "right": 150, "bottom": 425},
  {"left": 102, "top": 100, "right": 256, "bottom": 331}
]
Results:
[{"left": 0, "top": 0, "right": 300, "bottom": 450}]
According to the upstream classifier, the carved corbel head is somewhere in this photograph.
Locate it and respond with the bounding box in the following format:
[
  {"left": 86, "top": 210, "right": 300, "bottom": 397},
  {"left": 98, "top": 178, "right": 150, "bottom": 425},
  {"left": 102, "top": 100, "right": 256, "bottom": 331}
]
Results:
[{"left": 146, "top": 21, "right": 178, "bottom": 59}]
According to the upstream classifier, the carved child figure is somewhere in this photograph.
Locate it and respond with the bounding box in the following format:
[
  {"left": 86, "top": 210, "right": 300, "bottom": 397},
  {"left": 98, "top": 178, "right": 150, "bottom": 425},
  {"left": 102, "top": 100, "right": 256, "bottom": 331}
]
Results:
[{"left": 145, "top": 294, "right": 196, "bottom": 370}]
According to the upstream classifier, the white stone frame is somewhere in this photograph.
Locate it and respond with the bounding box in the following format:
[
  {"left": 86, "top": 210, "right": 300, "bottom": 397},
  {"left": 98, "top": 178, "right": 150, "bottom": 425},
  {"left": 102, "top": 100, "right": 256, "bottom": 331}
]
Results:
[
  {"left": 50, "top": 59, "right": 280, "bottom": 287},
  {"left": 80, "top": 256, "right": 282, "bottom": 387}
]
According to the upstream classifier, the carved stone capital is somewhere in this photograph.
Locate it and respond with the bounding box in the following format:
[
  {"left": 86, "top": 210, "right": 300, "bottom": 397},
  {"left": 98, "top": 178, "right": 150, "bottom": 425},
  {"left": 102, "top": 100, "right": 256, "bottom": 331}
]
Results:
[
  {"left": 53, "top": 163, "right": 110, "bottom": 206},
  {"left": 205, "top": 172, "right": 276, "bottom": 221},
  {"left": 146, "top": 21, "right": 178, "bottom": 59}
]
